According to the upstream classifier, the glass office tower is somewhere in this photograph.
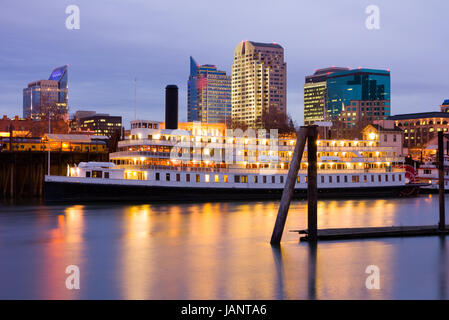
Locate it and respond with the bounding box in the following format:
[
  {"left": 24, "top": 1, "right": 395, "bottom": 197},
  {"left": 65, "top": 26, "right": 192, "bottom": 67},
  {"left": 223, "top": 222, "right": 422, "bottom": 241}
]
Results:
[
  {"left": 326, "top": 68, "right": 390, "bottom": 122},
  {"left": 187, "top": 57, "right": 231, "bottom": 124}
]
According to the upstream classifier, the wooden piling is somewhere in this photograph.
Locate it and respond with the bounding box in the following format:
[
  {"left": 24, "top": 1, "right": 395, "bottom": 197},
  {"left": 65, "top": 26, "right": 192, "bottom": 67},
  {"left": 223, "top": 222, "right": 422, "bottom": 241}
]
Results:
[
  {"left": 10, "top": 155, "right": 14, "bottom": 198},
  {"left": 438, "top": 131, "right": 446, "bottom": 231},
  {"left": 270, "top": 126, "right": 309, "bottom": 245},
  {"left": 307, "top": 126, "right": 318, "bottom": 242}
]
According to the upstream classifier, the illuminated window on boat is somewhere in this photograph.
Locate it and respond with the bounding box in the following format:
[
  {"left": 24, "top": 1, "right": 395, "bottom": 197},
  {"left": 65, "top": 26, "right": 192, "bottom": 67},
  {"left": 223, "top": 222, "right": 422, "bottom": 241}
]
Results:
[
  {"left": 156, "top": 173, "right": 160, "bottom": 181},
  {"left": 363, "top": 175, "right": 367, "bottom": 183},
  {"left": 176, "top": 174, "right": 180, "bottom": 182},
  {"left": 241, "top": 176, "right": 248, "bottom": 183},
  {"left": 352, "top": 176, "right": 359, "bottom": 183},
  {"left": 214, "top": 175, "right": 219, "bottom": 183},
  {"left": 166, "top": 173, "right": 170, "bottom": 181},
  {"left": 205, "top": 174, "right": 210, "bottom": 183},
  {"left": 254, "top": 176, "right": 258, "bottom": 183},
  {"left": 224, "top": 175, "right": 228, "bottom": 183},
  {"left": 186, "top": 174, "right": 190, "bottom": 182},
  {"left": 297, "top": 176, "right": 300, "bottom": 183},
  {"left": 196, "top": 174, "right": 200, "bottom": 182},
  {"left": 92, "top": 171, "right": 102, "bottom": 178}
]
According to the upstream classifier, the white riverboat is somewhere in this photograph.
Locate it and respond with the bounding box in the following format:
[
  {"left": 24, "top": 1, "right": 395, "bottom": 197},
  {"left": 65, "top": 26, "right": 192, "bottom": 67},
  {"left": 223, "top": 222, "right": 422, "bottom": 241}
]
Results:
[
  {"left": 416, "top": 158, "right": 449, "bottom": 192},
  {"left": 44, "top": 120, "right": 422, "bottom": 202}
]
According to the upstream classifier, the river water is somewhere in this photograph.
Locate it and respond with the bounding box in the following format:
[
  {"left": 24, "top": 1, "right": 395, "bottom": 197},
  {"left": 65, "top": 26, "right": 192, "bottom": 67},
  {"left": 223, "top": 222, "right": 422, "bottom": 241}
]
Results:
[{"left": 0, "top": 195, "right": 448, "bottom": 299}]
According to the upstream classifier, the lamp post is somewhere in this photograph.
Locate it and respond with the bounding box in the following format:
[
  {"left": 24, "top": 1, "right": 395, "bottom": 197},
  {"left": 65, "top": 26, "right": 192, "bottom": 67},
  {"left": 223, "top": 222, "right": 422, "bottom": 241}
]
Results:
[{"left": 47, "top": 110, "right": 51, "bottom": 176}]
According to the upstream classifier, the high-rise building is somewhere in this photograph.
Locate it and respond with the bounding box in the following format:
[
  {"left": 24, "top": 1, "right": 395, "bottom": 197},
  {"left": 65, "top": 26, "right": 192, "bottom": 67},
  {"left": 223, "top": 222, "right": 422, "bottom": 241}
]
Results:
[
  {"left": 304, "top": 68, "right": 391, "bottom": 129},
  {"left": 23, "top": 80, "right": 60, "bottom": 119},
  {"left": 304, "top": 67, "right": 349, "bottom": 125},
  {"left": 232, "top": 41, "right": 286, "bottom": 128},
  {"left": 326, "top": 68, "right": 391, "bottom": 126},
  {"left": 48, "top": 65, "right": 69, "bottom": 118},
  {"left": 23, "top": 65, "right": 69, "bottom": 120},
  {"left": 187, "top": 57, "right": 231, "bottom": 124}
]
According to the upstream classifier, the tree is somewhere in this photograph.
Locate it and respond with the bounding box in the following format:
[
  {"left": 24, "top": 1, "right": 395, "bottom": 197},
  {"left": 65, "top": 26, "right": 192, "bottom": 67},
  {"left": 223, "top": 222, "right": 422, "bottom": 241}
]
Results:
[{"left": 262, "top": 109, "right": 296, "bottom": 133}]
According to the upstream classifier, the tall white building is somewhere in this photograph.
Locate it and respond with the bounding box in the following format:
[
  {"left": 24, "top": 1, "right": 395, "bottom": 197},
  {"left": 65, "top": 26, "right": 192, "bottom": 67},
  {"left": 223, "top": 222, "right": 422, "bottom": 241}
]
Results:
[{"left": 231, "top": 41, "right": 286, "bottom": 128}]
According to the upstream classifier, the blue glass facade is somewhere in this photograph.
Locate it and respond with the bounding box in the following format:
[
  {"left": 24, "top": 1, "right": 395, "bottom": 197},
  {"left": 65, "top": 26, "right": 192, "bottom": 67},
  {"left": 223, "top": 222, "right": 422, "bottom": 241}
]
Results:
[
  {"left": 187, "top": 57, "right": 231, "bottom": 124},
  {"left": 49, "top": 65, "right": 68, "bottom": 107},
  {"left": 326, "top": 68, "right": 390, "bottom": 118}
]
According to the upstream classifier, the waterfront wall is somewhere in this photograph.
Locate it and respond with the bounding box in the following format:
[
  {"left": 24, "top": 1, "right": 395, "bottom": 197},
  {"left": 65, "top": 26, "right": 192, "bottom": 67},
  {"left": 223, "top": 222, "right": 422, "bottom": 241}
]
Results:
[{"left": 0, "top": 151, "right": 108, "bottom": 199}]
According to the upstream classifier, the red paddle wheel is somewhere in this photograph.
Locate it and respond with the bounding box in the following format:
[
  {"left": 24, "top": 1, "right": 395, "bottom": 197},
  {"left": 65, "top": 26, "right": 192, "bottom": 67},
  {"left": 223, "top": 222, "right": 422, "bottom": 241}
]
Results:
[{"left": 393, "top": 165, "right": 417, "bottom": 183}]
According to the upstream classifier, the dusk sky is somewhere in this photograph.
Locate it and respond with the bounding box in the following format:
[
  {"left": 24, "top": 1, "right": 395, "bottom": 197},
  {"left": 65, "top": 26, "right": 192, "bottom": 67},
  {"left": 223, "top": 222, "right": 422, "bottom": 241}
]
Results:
[{"left": 1, "top": 0, "right": 448, "bottom": 128}]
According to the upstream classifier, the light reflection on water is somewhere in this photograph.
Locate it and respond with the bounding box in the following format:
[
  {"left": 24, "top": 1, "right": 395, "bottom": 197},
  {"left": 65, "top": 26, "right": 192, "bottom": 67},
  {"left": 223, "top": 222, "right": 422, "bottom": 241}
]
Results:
[{"left": 0, "top": 195, "right": 448, "bottom": 299}]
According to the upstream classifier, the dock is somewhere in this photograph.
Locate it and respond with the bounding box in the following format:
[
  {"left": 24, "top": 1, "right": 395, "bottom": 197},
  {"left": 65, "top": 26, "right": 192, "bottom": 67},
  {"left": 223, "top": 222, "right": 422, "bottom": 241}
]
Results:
[{"left": 292, "top": 225, "right": 449, "bottom": 241}]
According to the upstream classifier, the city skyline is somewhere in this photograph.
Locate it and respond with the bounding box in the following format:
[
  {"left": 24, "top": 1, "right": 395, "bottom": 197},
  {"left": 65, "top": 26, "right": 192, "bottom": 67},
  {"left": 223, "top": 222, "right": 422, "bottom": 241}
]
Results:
[{"left": 0, "top": 0, "right": 448, "bottom": 128}]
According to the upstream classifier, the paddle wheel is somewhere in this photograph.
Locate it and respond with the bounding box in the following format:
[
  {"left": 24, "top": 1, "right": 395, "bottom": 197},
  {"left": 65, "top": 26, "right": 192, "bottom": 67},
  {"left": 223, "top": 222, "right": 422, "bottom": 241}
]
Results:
[{"left": 394, "top": 165, "right": 417, "bottom": 184}]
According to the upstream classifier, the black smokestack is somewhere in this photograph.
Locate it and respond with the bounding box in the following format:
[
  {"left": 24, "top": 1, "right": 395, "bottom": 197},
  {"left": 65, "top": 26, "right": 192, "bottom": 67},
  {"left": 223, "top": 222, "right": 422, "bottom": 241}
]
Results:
[{"left": 165, "top": 84, "right": 178, "bottom": 130}]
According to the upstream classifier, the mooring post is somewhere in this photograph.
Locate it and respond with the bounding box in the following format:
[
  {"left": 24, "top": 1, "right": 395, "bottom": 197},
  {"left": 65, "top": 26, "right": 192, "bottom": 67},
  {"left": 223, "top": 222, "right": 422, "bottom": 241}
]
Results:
[
  {"left": 307, "top": 126, "right": 318, "bottom": 242},
  {"left": 270, "top": 126, "right": 309, "bottom": 245},
  {"left": 438, "top": 131, "right": 446, "bottom": 231}
]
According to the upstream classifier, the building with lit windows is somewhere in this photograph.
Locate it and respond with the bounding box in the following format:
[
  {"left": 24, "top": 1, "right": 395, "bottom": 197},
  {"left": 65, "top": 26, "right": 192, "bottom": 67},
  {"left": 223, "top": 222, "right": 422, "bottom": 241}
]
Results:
[
  {"left": 389, "top": 112, "right": 449, "bottom": 149},
  {"left": 304, "top": 67, "right": 349, "bottom": 125},
  {"left": 187, "top": 57, "right": 231, "bottom": 124},
  {"left": 23, "top": 65, "right": 69, "bottom": 120},
  {"left": 77, "top": 114, "right": 122, "bottom": 136},
  {"left": 231, "top": 41, "right": 286, "bottom": 128}
]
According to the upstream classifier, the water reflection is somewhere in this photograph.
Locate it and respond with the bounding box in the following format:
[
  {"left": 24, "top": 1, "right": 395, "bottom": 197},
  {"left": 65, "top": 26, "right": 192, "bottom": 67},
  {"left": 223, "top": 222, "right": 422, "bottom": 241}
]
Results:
[
  {"left": 121, "top": 205, "right": 152, "bottom": 299},
  {"left": 39, "top": 205, "right": 85, "bottom": 299},
  {"left": 439, "top": 236, "right": 447, "bottom": 300},
  {"left": 0, "top": 196, "right": 448, "bottom": 299},
  {"left": 307, "top": 243, "right": 317, "bottom": 300}
]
